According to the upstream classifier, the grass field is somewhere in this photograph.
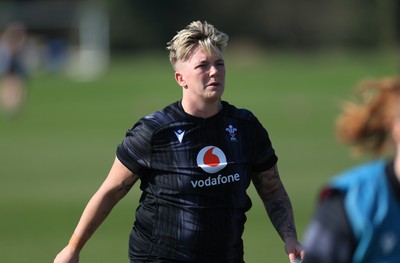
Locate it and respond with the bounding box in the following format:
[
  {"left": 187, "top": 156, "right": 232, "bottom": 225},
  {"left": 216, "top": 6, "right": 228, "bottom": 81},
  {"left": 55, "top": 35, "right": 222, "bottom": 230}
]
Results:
[{"left": 0, "top": 49, "right": 397, "bottom": 262}]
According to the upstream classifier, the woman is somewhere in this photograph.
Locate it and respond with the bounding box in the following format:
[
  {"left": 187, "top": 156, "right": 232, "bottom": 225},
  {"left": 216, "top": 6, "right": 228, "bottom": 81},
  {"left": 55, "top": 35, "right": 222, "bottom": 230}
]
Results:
[
  {"left": 303, "top": 76, "right": 400, "bottom": 263},
  {"left": 54, "top": 21, "right": 303, "bottom": 263}
]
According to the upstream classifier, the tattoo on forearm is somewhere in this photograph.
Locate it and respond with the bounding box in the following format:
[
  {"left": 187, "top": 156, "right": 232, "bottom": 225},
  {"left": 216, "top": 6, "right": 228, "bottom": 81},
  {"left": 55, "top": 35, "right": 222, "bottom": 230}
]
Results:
[
  {"left": 122, "top": 180, "right": 134, "bottom": 191},
  {"left": 268, "top": 200, "right": 297, "bottom": 239},
  {"left": 117, "top": 175, "right": 138, "bottom": 193},
  {"left": 252, "top": 165, "right": 297, "bottom": 240}
]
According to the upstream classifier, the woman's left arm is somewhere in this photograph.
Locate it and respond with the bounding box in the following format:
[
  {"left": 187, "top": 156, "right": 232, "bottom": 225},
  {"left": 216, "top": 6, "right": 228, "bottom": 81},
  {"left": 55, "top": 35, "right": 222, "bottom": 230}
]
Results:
[{"left": 252, "top": 164, "right": 304, "bottom": 262}]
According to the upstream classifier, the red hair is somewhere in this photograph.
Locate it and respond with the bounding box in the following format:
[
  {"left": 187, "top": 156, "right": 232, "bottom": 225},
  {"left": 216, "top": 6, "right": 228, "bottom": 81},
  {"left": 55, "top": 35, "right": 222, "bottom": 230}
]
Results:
[{"left": 336, "top": 77, "right": 400, "bottom": 156}]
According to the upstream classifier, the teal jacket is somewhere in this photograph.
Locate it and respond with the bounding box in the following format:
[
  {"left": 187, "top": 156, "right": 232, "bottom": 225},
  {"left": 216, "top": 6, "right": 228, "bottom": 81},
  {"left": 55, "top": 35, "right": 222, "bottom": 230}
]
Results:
[{"left": 330, "top": 160, "right": 400, "bottom": 263}]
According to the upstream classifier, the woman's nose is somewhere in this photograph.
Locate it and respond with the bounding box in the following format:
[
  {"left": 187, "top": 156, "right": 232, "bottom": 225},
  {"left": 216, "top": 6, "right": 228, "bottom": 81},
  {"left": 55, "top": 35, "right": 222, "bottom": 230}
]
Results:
[{"left": 209, "top": 65, "right": 218, "bottom": 76}]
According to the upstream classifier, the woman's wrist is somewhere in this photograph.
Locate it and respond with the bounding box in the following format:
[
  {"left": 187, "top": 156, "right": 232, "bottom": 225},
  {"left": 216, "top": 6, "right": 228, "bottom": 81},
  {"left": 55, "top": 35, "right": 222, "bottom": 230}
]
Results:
[{"left": 68, "top": 233, "right": 85, "bottom": 251}]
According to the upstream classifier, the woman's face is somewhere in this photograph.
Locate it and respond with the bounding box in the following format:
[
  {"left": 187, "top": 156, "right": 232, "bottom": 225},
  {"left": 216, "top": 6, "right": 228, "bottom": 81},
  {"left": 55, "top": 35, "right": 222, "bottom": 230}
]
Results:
[{"left": 174, "top": 46, "right": 226, "bottom": 104}]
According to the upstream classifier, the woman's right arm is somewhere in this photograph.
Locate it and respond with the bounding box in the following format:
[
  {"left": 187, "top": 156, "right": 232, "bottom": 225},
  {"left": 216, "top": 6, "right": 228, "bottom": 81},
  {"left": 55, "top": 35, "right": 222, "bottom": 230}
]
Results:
[{"left": 54, "top": 157, "right": 139, "bottom": 263}]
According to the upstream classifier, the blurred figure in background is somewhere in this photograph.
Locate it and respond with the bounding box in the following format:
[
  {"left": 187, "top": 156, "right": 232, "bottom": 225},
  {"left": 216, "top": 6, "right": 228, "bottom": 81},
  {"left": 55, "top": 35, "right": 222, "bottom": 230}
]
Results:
[
  {"left": 303, "top": 76, "right": 400, "bottom": 263},
  {"left": 0, "top": 22, "right": 28, "bottom": 116}
]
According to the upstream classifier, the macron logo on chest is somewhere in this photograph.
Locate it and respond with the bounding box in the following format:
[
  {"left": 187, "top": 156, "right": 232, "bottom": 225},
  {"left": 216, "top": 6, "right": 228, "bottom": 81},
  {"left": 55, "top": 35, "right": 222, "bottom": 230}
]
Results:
[{"left": 174, "top": 129, "right": 185, "bottom": 143}]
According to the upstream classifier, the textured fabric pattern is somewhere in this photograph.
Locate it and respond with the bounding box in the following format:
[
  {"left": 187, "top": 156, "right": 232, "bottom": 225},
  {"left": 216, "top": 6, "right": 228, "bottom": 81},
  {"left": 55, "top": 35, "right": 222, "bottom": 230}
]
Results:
[{"left": 116, "top": 100, "right": 277, "bottom": 262}]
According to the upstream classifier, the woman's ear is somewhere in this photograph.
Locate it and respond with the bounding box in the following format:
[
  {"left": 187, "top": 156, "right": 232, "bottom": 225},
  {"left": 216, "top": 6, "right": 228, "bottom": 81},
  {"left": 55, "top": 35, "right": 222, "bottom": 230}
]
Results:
[{"left": 175, "top": 71, "right": 186, "bottom": 87}]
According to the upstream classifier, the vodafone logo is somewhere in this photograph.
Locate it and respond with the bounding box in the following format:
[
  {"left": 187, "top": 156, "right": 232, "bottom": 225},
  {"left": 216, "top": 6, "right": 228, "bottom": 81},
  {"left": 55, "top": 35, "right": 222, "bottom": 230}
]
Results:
[
  {"left": 196, "top": 146, "right": 227, "bottom": 174},
  {"left": 192, "top": 146, "right": 239, "bottom": 188}
]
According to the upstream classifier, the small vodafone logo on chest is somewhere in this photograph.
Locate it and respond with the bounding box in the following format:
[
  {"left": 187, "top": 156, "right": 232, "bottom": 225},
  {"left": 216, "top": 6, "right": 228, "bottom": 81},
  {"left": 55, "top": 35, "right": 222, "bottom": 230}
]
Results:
[{"left": 196, "top": 146, "right": 227, "bottom": 174}]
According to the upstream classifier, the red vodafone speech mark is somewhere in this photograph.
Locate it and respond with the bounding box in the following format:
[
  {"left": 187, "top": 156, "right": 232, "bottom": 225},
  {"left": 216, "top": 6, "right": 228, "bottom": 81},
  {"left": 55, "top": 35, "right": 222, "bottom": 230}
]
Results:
[
  {"left": 203, "top": 147, "right": 220, "bottom": 167},
  {"left": 197, "top": 146, "right": 227, "bottom": 174}
]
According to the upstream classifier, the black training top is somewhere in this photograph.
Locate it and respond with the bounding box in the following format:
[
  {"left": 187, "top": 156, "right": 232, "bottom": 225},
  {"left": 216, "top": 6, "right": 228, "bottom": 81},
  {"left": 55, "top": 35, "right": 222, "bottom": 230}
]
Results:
[{"left": 117, "top": 100, "right": 278, "bottom": 263}]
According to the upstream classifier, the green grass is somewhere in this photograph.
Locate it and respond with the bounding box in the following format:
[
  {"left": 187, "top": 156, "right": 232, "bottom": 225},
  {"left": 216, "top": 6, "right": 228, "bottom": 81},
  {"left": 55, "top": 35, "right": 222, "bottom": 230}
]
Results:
[{"left": 0, "top": 49, "right": 397, "bottom": 262}]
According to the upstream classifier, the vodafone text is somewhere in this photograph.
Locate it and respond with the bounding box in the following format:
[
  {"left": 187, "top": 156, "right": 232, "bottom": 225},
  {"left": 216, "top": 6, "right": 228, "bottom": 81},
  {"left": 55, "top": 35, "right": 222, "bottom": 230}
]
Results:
[{"left": 191, "top": 173, "right": 240, "bottom": 188}]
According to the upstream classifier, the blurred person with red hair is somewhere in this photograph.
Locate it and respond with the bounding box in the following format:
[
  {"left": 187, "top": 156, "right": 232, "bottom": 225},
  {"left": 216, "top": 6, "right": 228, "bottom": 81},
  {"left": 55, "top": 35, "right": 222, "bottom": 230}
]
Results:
[{"left": 303, "top": 76, "right": 400, "bottom": 263}]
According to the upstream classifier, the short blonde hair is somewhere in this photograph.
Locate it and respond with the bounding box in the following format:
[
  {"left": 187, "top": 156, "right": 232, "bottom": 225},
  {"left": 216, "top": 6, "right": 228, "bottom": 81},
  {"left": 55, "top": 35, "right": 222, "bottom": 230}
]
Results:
[{"left": 166, "top": 21, "right": 229, "bottom": 67}]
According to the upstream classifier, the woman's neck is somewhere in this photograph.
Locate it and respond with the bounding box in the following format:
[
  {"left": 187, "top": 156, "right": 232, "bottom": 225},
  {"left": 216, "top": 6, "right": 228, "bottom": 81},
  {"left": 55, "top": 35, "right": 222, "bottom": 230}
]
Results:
[{"left": 181, "top": 99, "right": 222, "bottom": 118}]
